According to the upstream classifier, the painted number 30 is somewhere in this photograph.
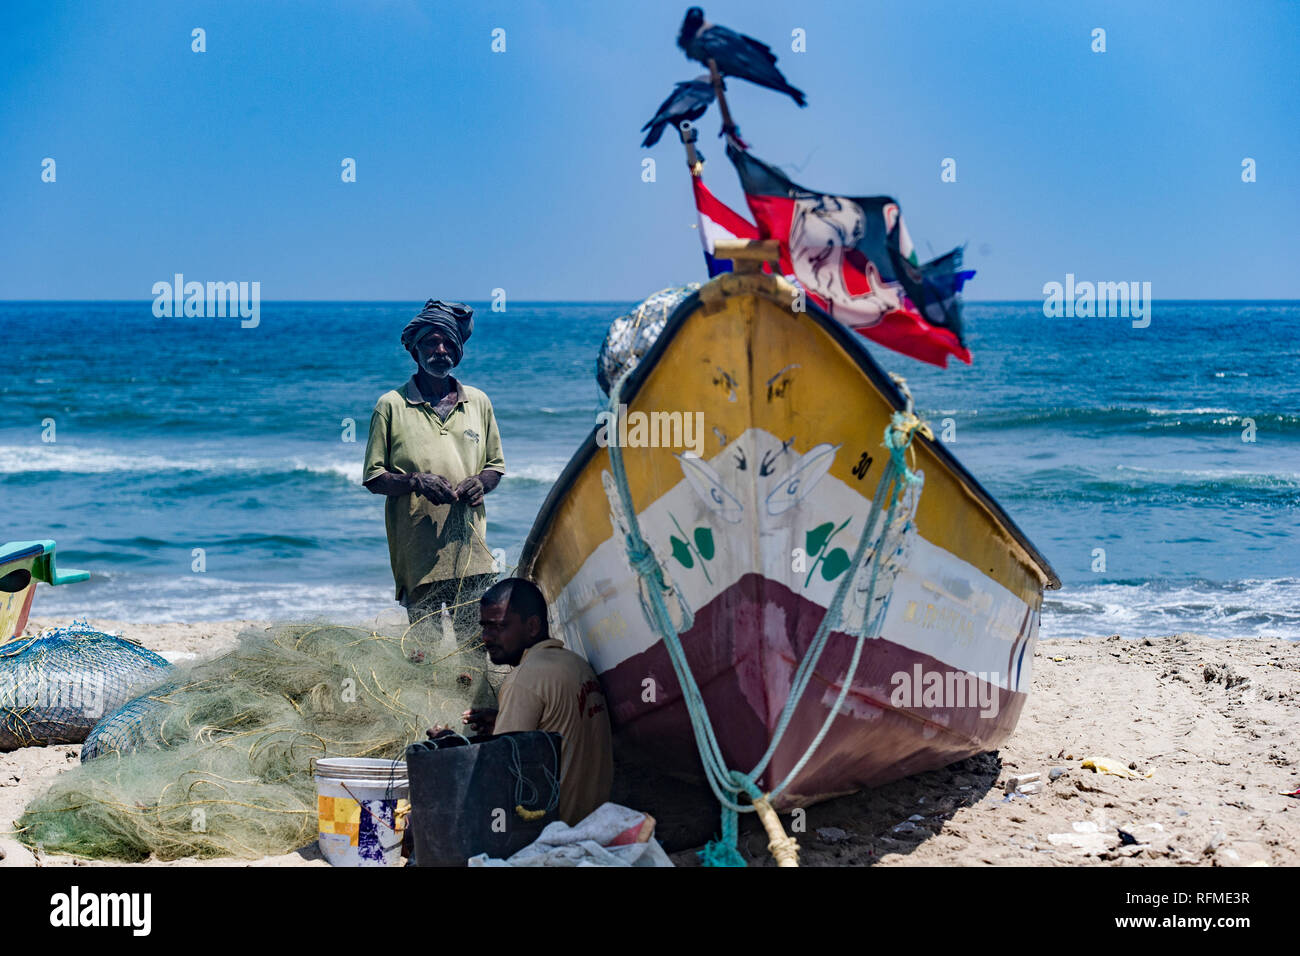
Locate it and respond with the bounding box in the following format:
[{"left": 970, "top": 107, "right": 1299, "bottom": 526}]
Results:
[{"left": 852, "top": 452, "right": 873, "bottom": 480}]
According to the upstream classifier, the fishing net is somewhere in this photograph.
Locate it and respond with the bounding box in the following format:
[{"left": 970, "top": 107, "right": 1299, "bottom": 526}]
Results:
[
  {"left": 16, "top": 617, "right": 491, "bottom": 861},
  {"left": 0, "top": 623, "right": 170, "bottom": 751},
  {"left": 596, "top": 284, "right": 700, "bottom": 394}
]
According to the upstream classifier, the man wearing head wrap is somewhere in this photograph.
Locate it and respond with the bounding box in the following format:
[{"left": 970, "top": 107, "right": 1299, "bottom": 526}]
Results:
[{"left": 363, "top": 300, "right": 505, "bottom": 629}]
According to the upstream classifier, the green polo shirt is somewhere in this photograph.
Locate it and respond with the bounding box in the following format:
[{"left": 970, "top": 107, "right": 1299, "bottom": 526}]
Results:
[{"left": 364, "top": 375, "right": 506, "bottom": 603}]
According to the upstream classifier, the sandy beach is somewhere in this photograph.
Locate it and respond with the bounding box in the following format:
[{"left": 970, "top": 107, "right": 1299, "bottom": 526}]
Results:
[{"left": 2, "top": 619, "right": 1296, "bottom": 868}]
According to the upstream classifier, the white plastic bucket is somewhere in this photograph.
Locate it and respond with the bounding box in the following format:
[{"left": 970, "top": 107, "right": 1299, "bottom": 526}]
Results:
[{"left": 315, "top": 758, "right": 409, "bottom": 867}]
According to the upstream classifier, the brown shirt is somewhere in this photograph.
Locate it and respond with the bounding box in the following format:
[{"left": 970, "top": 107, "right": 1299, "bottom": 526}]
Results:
[{"left": 494, "top": 638, "right": 613, "bottom": 825}]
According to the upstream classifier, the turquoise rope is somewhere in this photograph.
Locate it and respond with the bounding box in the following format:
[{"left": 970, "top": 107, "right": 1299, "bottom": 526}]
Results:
[
  {"left": 759, "top": 423, "right": 923, "bottom": 799},
  {"left": 605, "top": 371, "right": 925, "bottom": 866}
]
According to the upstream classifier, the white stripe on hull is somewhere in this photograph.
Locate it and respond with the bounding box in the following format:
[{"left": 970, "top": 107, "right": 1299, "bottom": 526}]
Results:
[{"left": 552, "top": 428, "right": 1039, "bottom": 693}]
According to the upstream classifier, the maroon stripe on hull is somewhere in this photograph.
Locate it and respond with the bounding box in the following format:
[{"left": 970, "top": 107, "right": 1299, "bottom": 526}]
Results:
[{"left": 599, "top": 573, "right": 1027, "bottom": 808}]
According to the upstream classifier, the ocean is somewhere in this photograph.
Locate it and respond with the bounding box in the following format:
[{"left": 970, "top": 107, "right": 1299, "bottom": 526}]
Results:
[{"left": 3, "top": 300, "right": 1297, "bottom": 639}]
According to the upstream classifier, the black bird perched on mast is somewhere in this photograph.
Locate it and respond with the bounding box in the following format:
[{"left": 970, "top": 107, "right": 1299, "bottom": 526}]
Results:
[
  {"left": 676, "top": 6, "right": 807, "bottom": 107},
  {"left": 640, "top": 76, "right": 716, "bottom": 146}
]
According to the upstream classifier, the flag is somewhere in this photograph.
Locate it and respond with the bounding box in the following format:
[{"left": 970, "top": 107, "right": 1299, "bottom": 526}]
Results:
[
  {"left": 692, "top": 174, "right": 759, "bottom": 277},
  {"left": 726, "top": 142, "right": 974, "bottom": 367}
]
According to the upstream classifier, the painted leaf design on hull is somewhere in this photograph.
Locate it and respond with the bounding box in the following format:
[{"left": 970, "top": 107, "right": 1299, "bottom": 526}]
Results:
[
  {"left": 694, "top": 527, "right": 715, "bottom": 560},
  {"left": 820, "top": 547, "right": 851, "bottom": 581},
  {"left": 804, "top": 517, "right": 854, "bottom": 586}
]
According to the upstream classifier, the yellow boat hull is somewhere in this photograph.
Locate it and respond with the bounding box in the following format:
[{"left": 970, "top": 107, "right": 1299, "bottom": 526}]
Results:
[{"left": 521, "top": 273, "right": 1058, "bottom": 807}]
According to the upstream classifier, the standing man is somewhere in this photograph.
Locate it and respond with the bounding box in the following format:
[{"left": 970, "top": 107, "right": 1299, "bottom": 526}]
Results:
[{"left": 364, "top": 300, "right": 505, "bottom": 628}]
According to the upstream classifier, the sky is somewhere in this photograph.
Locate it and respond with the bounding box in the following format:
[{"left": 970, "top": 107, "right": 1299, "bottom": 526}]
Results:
[{"left": 2, "top": 0, "right": 1297, "bottom": 301}]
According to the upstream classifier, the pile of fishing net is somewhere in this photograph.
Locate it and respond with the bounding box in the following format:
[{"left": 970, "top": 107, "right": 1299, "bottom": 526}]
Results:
[
  {"left": 16, "top": 618, "right": 490, "bottom": 861},
  {"left": 0, "top": 623, "right": 170, "bottom": 751}
]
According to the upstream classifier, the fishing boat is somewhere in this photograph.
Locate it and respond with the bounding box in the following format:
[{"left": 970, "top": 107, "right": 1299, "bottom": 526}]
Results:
[
  {"left": 519, "top": 243, "right": 1060, "bottom": 814},
  {"left": 0, "top": 540, "right": 89, "bottom": 644}
]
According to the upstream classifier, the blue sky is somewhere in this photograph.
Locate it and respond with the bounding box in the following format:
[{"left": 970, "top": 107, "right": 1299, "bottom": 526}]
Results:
[{"left": 2, "top": 0, "right": 1297, "bottom": 301}]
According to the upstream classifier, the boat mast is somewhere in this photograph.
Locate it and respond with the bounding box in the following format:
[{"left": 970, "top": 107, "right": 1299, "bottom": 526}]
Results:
[{"left": 678, "top": 119, "right": 703, "bottom": 175}]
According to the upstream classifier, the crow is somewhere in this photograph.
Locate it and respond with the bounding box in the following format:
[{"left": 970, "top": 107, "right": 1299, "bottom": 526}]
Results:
[
  {"left": 676, "top": 7, "right": 806, "bottom": 107},
  {"left": 640, "top": 76, "right": 716, "bottom": 147}
]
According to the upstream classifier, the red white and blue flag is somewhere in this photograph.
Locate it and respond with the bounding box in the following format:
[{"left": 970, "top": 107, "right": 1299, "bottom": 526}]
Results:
[
  {"left": 692, "top": 174, "right": 759, "bottom": 277},
  {"left": 726, "top": 142, "right": 974, "bottom": 368}
]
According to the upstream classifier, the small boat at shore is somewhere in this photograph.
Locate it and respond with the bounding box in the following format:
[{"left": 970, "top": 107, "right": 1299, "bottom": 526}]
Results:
[
  {"left": 0, "top": 540, "right": 89, "bottom": 644},
  {"left": 520, "top": 246, "right": 1060, "bottom": 813}
]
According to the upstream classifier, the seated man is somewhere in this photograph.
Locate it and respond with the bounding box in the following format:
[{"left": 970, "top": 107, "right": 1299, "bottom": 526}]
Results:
[{"left": 432, "top": 578, "right": 613, "bottom": 826}]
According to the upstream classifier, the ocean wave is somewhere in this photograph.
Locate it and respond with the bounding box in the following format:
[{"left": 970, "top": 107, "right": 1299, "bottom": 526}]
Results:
[
  {"left": 941, "top": 406, "right": 1300, "bottom": 433},
  {"left": 1080, "top": 468, "right": 1300, "bottom": 504},
  {"left": 0, "top": 444, "right": 364, "bottom": 484},
  {"left": 0, "top": 444, "right": 183, "bottom": 474},
  {"left": 1111, "top": 465, "right": 1300, "bottom": 483},
  {"left": 289, "top": 458, "right": 362, "bottom": 482},
  {"left": 505, "top": 461, "right": 566, "bottom": 484},
  {"left": 1042, "top": 578, "right": 1300, "bottom": 640},
  {"left": 996, "top": 463, "right": 1300, "bottom": 505},
  {"left": 30, "top": 572, "right": 391, "bottom": 624},
  {"left": 0, "top": 442, "right": 576, "bottom": 488}
]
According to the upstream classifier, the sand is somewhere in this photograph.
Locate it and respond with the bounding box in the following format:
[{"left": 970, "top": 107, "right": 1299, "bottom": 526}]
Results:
[{"left": 3, "top": 619, "right": 1297, "bottom": 867}]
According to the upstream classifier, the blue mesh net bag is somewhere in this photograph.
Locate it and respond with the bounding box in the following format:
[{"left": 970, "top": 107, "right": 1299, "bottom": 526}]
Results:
[
  {"left": 81, "top": 684, "right": 178, "bottom": 761},
  {"left": 0, "top": 622, "right": 170, "bottom": 751}
]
